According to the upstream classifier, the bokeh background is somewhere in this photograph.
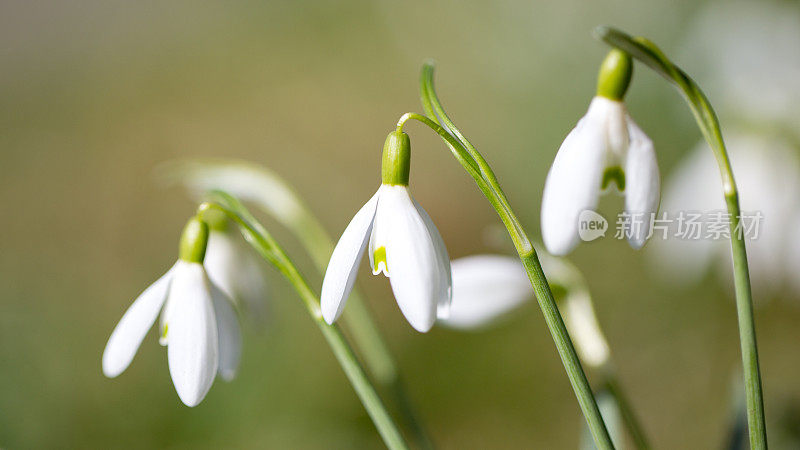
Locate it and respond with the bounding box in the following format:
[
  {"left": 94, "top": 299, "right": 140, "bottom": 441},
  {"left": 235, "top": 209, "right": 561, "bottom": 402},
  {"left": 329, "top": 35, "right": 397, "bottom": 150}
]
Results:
[{"left": 2, "top": 0, "right": 800, "bottom": 448}]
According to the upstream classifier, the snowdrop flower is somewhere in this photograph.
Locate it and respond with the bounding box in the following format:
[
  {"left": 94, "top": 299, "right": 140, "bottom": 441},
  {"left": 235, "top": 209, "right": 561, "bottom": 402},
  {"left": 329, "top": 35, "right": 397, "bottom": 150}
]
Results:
[
  {"left": 541, "top": 49, "right": 660, "bottom": 255},
  {"left": 441, "top": 253, "right": 610, "bottom": 368},
  {"left": 102, "top": 217, "right": 242, "bottom": 407},
  {"left": 321, "top": 131, "right": 451, "bottom": 333},
  {"left": 648, "top": 131, "right": 800, "bottom": 299}
]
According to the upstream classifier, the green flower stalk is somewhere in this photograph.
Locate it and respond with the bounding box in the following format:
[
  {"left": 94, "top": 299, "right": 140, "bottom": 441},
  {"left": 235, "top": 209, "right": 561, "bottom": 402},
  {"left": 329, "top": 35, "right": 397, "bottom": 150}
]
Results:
[
  {"left": 386, "top": 62, "right": 615, "bottom": 450},
  {"left": 594, "top": 25, "right": 768, "bottom": 449},
  {"left": 197, "top": 192, "right": 410, "bottom": 450},
  {"left": 160, "top": 160, "right": 433, "bottom": 449}
]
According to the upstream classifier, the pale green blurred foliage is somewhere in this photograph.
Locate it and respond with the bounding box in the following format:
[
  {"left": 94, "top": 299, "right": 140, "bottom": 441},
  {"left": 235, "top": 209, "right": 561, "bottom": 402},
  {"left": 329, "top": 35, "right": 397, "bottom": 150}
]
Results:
[{"left": 2, "top": 1, "right": 800, "bottom": 448}]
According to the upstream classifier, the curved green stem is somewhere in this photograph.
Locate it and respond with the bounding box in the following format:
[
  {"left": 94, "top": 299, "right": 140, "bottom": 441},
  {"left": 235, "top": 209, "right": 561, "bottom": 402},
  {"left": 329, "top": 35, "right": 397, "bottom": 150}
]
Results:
[
  {"left": 408, "top": 66, "right": 613, "bottom": 449},
  {"left": 165, "top": 160, "right": 433, "bottom": 448},
  {"left": 595, "top": 26, "right": 767, "bottom": 450},
  {"left": 396, "top": 112, "right": 530, "bottom": 254},
  {"left": 197, "top": 194, "right": 410, "bottom": 450}
]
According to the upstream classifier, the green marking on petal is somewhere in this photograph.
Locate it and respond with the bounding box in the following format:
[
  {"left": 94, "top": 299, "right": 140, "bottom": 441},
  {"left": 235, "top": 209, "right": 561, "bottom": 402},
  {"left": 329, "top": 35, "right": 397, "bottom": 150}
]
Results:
[
  {"left": 601, "top": 166, "right": 626, "bottom": 191},
  {"left": 159, "top": 323, "right": 169, "bottom": 345},
  {"left": 372, "top": 246, "right": 389, "bottom": 276}
]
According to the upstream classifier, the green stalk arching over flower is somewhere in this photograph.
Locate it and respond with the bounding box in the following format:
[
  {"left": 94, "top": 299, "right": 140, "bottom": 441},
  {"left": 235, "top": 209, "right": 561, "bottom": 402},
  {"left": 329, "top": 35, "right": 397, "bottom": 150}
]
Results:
[
  {"left": 594, "top": 26, "right": 767, "bottom": 449},
  {"left": 392, "top": 62, "right": 615, "bottom": 450},
  {"left": 157, "top": 159, "right": 433, "bottom": 448},
  {"left": 196, "top": 191, "right": 410, "bottom": 450}
]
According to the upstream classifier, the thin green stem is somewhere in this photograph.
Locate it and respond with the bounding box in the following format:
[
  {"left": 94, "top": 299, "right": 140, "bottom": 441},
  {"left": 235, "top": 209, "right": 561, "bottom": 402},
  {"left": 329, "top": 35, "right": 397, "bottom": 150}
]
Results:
[
  {"left": 291, "top": 212, "right": 434, "bottom": 449},
  {"left": 418, "top": 65, "right": 530, "bottom": 251},
  {"left": 595, "top": 26, "right": 767, "bottom": 449},
  {"left": 521, "top": 252, "right": 614, "bottom": 449},
  {"left": 169, "top": 161, "right": 433, "bottom": 448},
  {"left": 197, "top": 196, "right": 410, "bottom": 450},
  {"left": 396, "top": 112, "right": 530, "bottom": 254},
  {"left": 405, "top": 66, "right": 614, "bottom": 449}
]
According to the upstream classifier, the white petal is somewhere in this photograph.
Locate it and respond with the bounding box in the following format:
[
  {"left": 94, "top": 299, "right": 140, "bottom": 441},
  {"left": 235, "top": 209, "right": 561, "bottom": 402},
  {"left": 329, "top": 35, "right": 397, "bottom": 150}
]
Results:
[
  {"left": 320, "top": 191, "right": 379, "bottom": 324},
  {"left": 624, "top": 118, "right": 661, "bottom": 249},
  {"left": 541, "top": 102, "right": 608, "bottom": 255},
  {"left": 563, "top": 291, "right": 610, "bottom": 368},
  {"left": 210, "top": 284, "right": 242, "bottom": 382},
  {"left": 205, "top": 230, "right": 269, "bottom": 324},
  {"left": 368, "top": 187, "right": 391, "bottom": 276},
  {"left": 412, "top": 199, "right": 452, "bottom": 319},
  {"left": 441, "top": 255, "right": 532, "bottom": 329},
  {"left": 380, "top": 186, "right": 440, "bottom": 332},
  {"left": 159, "top": 291, "right": 176, "bottom": 346},
  {"left": 167, "top": 262, "right": 219, "bottom": 407},
  {"left": 204, "top": 230, "right": 241, "bottom": 301},
  {"left": 601, "top": 98, "right": 630, "bottom": 162},
  {"left": 102, "top": 263, "right": 176, "bottom": 378}
]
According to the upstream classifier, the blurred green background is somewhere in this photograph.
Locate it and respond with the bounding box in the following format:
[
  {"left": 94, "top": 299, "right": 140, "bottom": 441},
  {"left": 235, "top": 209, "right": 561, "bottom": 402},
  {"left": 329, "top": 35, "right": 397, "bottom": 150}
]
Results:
[{"left": 2, "top": 0, "right": 800, "bottom": 448}]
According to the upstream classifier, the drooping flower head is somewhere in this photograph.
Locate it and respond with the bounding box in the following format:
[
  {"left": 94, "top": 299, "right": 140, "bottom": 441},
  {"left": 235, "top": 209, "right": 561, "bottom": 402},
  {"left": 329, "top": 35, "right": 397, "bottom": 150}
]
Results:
[
  {"left": 541, "top": 50, "right": 660, "bottom": 255},
  {"left": 102, "top": 216, "right": 243, "bottom": 407},
  {"left": 321, "top": 131, "right": 452, "bottom": 332}
]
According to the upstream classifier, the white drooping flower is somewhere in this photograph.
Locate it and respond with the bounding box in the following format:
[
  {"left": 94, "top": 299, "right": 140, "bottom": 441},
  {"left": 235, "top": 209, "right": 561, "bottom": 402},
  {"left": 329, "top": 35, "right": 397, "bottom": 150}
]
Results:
[
  {"left": 541, "top": 50, "right": 660, "bottom": 256},
  {"left": 441, "top": 252, "right": 610, "bottom": 368},
  {"left": 647, "top": 132, "right": 800, "bottom": 299},
  {"left": 320, "top": 131, "right": 451, "bottom": 333},
  {"left": 102, "top": 218, "right": 242, "bottom": 406}
]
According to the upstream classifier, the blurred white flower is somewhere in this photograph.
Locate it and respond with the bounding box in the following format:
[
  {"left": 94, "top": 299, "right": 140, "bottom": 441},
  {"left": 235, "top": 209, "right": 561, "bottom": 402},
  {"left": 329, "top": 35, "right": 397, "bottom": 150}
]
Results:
[
  {"left": 441, "top": 255, "right": 532, "bottom": 330},
  {"left": 682, "top": 0, "right": 800, "bottom": 136},
  {"left": 647, "top": 132, "right": 800, "bottom": 298},
  {"left": 441, "top": 253, "right": 610, "bottom": 368},
  {"left": 541, "top": 96, "right": 659, "bottom": 255},
  {"left": 321, "top": 184, "right": 451, "bottom": 333},
  {"left": 204, "top": 228, "right": 269, "bottom": 323},
  {"left": 159, "top": 160, "right": 305, "bottom": 229}
]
